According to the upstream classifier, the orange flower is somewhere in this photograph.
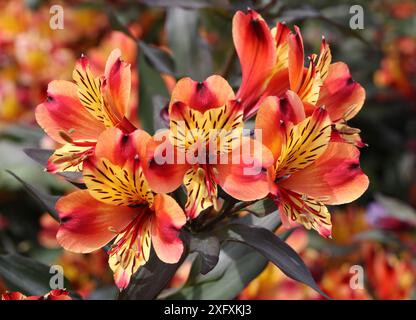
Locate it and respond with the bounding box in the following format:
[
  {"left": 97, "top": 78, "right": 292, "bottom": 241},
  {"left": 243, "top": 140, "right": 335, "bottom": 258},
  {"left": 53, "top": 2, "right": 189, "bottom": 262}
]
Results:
[
  {"left": 1, "top": 289, "right": 71, "bottom": 300},
  {"left": 143, "top": 75, "right": 274, "bottom": 219},
  {"left": 55, "top": 128, "right": 186, "bottom": 289},
  {"left": 35, "top": 49, "right": 137, "bottom": 173},
  {"left": 232, "top": 9, "right": 365, "bottom": 147},
  {"left": 364, "top": 244, "right": 415, "bottom": 300},
  {"left": 319, "top": 264, "right": 370, "bottom": 300},
  {"left": 255, "top": 93, "right": 369, "bottom": 237}
]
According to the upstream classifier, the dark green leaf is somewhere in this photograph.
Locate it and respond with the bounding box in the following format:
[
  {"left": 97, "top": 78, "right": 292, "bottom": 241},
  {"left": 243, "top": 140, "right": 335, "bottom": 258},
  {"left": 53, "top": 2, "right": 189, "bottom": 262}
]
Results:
[
  {"left": 23, "top": 148, "right": 52, "bottom": 167},
  {"left": 88, "top": 285, "right": 118, "bottom": 300},
  {"left": 186, "top": 232, "right": 220, "bottom": 275},
  {"left": 163, "top": 212, "right": 280, "bottom": 299},
  {"left": 242, "top": 198, "right": 277, "bottom": 217},
  {"left": 137, "top": 50, "right": 169, "bottom": 134},
  {"left": 138, "top": 41, "right": 175, "bottom": 76},
  {"left": 224, "top": 223, "right": 329, "bottom": 298},
  {"left": 0, "top": 253, "right": 72, "bottom": 296},
  {"left": 118, "top": 248, "right": 185, "bottom": 300},
  {"left": 6, "top": 170, "right": 59, "bottom": 221},
  {"left": 105, "top": 7, "right": 136, "bottom": 39},
  {"left": 23, "top": 148, "right": 84, "bottom": 186}
]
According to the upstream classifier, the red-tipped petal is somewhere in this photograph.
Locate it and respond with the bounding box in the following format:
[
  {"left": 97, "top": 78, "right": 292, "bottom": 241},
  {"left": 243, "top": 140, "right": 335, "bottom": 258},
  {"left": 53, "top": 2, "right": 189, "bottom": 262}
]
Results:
[
  {"left": 169, "top": 75, "right": 234, "bottom": 113},
  {"left": 35, "top": 80, "right": 105, "bottom": 144},
  {"left": 104, "top": 48, "right": 132, "bottom": 117},
  {"left": 233, "top": 10, "right": 276, "bottom": 116},
  {"left": 216, "top": 137, "right": 274, "bottom": 201},
  {"left": 56, "top": 190, "right": 136, "bottom": 253},
  {"left": 280, "top": 142, "right": 369, "bottom": 205},
  {"left": 94, "top": 127, "right": 151, "bottom": 169},
  {"left": 317, "top": 62, "right": 365, "bottom": 122},
  {"left": 255, "top": 91, "right": 305, "bottom": 160},
  {"left": 288, "top": 26, "right": 305, "bottom": 93},
  {"left": 141, "top": 129, "right": 189, "bottom": 193},
  {"left": 151, "top": 194, "right": 186, "bottom": 264},
  {"left": 276, "top": 188, "right": 332, "bottom": 238},
  {"left": 255, "top": 96, "right": 285, "bottom": 160}
]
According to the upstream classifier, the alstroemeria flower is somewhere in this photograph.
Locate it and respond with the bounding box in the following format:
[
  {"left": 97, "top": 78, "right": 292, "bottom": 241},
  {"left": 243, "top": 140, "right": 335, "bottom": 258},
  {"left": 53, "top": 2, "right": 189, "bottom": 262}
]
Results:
[
  {"left": 256, "top": 92, "right": 369, "bottom": 237},
  {"left": 233, "top": 9, "right": 365, "bottom": 146},
  {"left": 35, "top": 48, "right": 136, "bottom": 173},
  {"left": 55, "top": 128, "right": 186, "bottom": 289},
  {"left": 143, "top": 75, "right": 273, "bottom": 219},
  {"left": 1, "top": 289, "right": 71, "bottom": 300}
]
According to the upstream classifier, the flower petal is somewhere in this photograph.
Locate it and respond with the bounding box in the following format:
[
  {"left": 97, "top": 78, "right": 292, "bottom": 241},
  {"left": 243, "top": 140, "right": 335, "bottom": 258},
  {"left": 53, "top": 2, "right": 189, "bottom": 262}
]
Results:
[
  {"left": 104, "top": 48, "right": 132, "bottom": 119},
  {"left": 255, "top": 92, "right": 305, "bottom": 160},
  {"left": 276, "top": 188, "right": 332, "bottom": 238},
  {"left": 83, "top": 155, "right": 153, "bottom": 207},
  {"left": 46, "top": 143, "right": 93, "bottom": 173},
  {"left": 317, "top": 62, "right": 365, "bottom": 122},
  {"left": 84, "top": 128, "right": 155, "bottom": 206},
  {"left": 273, "top": 22, "right": 291, "bottom": 72},
  {"left": 261, "top": 69, "right": 290, "bottom": 104},
  {"left": 280, "top": 142, "right": 369, "bottom": 205},
  {"left": 56, "top": 190, "right": 136, "bottom": 253},
  {"left": 142, "top": 129, "right": 189, "bottom": 193},
  {"left": 331, "top": 123, "right": 366, "bottom": 148},
  {"left": 275, "top": 107, "right": 331, "bottom": 178},
  {"left": 233, "top": 10, "right": 276, "bottom": 117},
  {"left": 316, "top": 36, "right": 332, "bottom": 82},
  {"left": 216, "top": 137, "right": 274, "bottom": 201},
  {"left": 108, "top": 213, "right": 152, "bottom": 290},
  {"left": 35, "top": 80, "right": 105, "bottom": 144},
  {"left": 184, "top": 167, "right": 217, "bottom": 219},
  {"left": 151, "top": 194, "right": 186, "bottom": 263},
  {"left": 73, "top": 55, "right": 116, "bottom": 127},
  {"left": 169, "top": 75, "right": 235, "bottom": 113},
  {"left": 288, "top": 26, "right": 305, "bottom": 93},
  {"left": 169, "top": 99, "right": 244, "bottom": 155},
  {"left": 94, "top": 127, "right": 151, "bottom": 169}
]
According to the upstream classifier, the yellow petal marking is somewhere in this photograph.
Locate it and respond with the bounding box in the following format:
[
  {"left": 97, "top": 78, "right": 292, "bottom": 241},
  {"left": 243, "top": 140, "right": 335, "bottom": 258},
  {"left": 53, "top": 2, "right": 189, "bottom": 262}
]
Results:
[
  {"left": 316, "top": 40, "right": 332, "bottom": 82},
  {"left": 279, "top": 188, "right": 332, "bottom": 237},
  {"left": 170, "top": 103, "right": 243, "bottom": 156},
  {"left": 184, "top": 167, "right": 218, "bottom": 219},
  {"left": 48, "top": 143, "right": 93, "bottom": 172},
  {"left": 275, "top": 110, "right": 331, "bottom": 178},
  {"left": 73, "top": 63, "right": 119, "bottom": 128},
  {"left": 84, "top": 158, "right": 154, "bottom": 207},
  {"left": 108, "top": 215, "right": 152, "bottom": 288},
  {"left": 297, "top": 57, "right": 322, "bottom": 105}
]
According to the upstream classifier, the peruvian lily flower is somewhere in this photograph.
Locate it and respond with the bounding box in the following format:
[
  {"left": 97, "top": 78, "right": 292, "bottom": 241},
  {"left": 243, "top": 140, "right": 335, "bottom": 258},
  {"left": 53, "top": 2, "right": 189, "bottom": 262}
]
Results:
[
  {"left": 55, "top": 128, "right": 186, "bottom": 289},
  {"left": 1, "top": 289, "right": 71, "bottom": 300},
  {"left": 255, "top": 92, "right": 369, "bottom": 237},
  {"left": 232, "top": 9, "right": 366, "bottom": 147},
  {"left": 35, "top": 48, "right": 136, "bottom": 173},
  {"left": 142, "top": 75, "right": 274, "bottom": 219}
]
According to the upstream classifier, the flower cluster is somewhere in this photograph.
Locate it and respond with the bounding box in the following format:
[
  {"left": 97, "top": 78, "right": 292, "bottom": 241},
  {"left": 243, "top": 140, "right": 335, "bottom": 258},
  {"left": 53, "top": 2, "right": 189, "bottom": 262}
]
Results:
[
  {"left": 1, "top": 289, "right": 71, "bottom": 300},
  {"left": 36, "top": 9, "right": 369, "bottom": 290},
  {"left": 0, "top": 0, "right": 108, "bottom": 126}
]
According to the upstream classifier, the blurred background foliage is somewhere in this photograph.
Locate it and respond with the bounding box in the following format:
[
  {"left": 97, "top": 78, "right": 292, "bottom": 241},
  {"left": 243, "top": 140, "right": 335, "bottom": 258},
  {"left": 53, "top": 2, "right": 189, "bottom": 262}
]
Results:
[{"left": 0, "top": 0, "right": 415, "bottom": 299}]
